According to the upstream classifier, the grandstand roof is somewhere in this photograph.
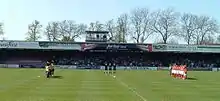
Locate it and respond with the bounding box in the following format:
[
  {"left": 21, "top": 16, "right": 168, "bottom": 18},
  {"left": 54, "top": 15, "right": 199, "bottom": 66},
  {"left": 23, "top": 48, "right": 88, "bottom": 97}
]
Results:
[
  {"left": 1, "top": 40, "right": 220, "bottom": 53},
  {"left": 85, "top": 31, "right": 109, "bottom": 34},
  {"left": 0, "top": 40, "right": 151, "bottom": 45}
]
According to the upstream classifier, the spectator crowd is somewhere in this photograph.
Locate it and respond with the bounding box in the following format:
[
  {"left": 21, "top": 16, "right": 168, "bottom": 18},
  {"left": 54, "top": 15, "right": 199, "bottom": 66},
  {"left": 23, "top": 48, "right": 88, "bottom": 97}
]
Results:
[
  {"left": 1, "top": 49, "right": 220, "bottom": 68},
  {"left": 54, "top": 52, "right": 220, "bottom": 68}
]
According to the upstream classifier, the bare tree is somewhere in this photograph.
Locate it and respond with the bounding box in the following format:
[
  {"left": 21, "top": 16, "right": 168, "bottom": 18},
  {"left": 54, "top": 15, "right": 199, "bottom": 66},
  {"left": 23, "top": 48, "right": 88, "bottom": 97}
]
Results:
[
  {"left": 59, "top": 20, "right": 76, "bottom": 39},
  {"left": 59, "top": 20, "right": 78, "bottom": 41},
  {"left": 130, "top": 8, "right": 153, "bottom": 43},
  {"left": 104, "top": 19, "right": 117, "bottom": 41},
  {"left": 217, "top": 35, "right": 220, "bottom": 43},
  {"left": 154, "top": 38, "right": 179, "bottom": 44},
  {"left": 194, "top": 15, "right": 219, "bottom": 44},
  {"left": 61, "top": 36, "right": 72, "bottom": 42},
  {"left": 75, "top": 23, "right": 87, "bottom": 39},
  {"left": 2, "top": 37, "right": 6, "bottom": 40},
  {"left": 0, "top": 22, "right": 4, "bottom": 36},
  {"left": 95, "top": 21, "right": 104, "bottom": 31},
  {"left": 167, "top": 38, "right": 179, "bottom": 44},
  {"left": 201, "top": 35, "right": 215, "bottom": 44},
  {"left": 153, "top": 39, "right": 164, "bottom": 44},
  {"left": 88, "top": 21, "right": 104, "bottom": 31},
  {"left": 180, "top": 13, "right": 198, "bottom": 44},
  {"left": 88, "top": 22, "right": 96, "bottom": 31},
  {"left": 59, "top": 20, "right": 87, "bottom": 42},
  {"left": 115, "top": 13, "right": 129, "bottom": 43},
  {"left": 26, "top": 20, "right": 42, "bottom": 41},
  {"left": 0, "top": 22, "right": 4, "bottom": 40},
  {"left": 44, "top": 21, "right": 60, "bottom": 41},
  {"left": 151, "top": 8, "right": 179, "bottom": 44}
]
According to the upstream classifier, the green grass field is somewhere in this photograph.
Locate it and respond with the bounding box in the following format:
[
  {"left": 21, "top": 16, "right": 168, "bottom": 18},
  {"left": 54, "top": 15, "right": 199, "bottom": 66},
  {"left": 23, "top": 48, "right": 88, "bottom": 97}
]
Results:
[{"left": 0, "top": 68, "right": 220, "bottom": 101}]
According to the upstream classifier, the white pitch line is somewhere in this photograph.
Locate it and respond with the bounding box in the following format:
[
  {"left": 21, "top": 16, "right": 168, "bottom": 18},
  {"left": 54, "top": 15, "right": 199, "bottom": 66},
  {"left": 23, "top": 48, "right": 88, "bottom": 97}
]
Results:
[{"left": 112, "top": 75, "right": 148, "bottom": 101}]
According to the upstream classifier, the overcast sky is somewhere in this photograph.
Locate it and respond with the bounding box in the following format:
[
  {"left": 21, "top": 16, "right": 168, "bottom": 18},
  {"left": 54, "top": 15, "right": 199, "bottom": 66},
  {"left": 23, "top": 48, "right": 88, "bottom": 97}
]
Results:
[{"left": 0, "top": 0, "right": 219, "bottom": 43}]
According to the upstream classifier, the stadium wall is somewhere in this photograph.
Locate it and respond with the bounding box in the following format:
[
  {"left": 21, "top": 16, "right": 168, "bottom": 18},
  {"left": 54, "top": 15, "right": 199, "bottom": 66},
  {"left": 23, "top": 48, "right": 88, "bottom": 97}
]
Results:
[
  {"left": 0, "top": 64, "right": 19, "bottom": 68},
  {"left": 212, "top": 68, "right": 220, "bottom": 71},
  {"left": 187, "top": 68, "right": 212, "bottom": 71},
  {"left": 55, "top": 65, "right": 159, "bottom": 70},
  {"left": 0, "top": 64, "right": 217, "bottom": 72}
]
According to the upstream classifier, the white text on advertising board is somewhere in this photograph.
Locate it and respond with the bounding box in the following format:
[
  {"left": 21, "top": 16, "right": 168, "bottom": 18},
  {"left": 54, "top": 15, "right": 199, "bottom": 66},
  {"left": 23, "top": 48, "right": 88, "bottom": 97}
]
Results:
[
  {"left": 106, "top": 45, "right": 127, "bottom": 49},
  {"left": 153, "top": 44, "right": 198, "bottom": 52},
  {"left": 43, "top": 42, "right": 81, "bottom": 50},
  {"left": 167, "top": 45, "right": 197, "bottom": 51},
  {"left": 0, "top": 41, "right": 17, "bottom": 48},
  {"left": 153, "top": 44, "right": 166, "bottom": 50}
]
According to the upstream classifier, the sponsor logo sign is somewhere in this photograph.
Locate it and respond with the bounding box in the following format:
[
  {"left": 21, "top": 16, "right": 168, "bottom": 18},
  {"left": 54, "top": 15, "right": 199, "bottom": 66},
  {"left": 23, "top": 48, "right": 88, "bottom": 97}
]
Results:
[
  {"left": 0, "top": 41, "right": 39, "bottom": 49},
  {"left": 39, "top": 42, "right": 81, "bottom": 50},
  {"left": 106, "top": 44, "right": 127, "bottom": 50},
  {"left": 153, "top": 44, "right": 166, "bottom": 50},
  {"left": 0, "top": 41, "right": 18, "bottom": 48},
  {"left": 153, "top": 44, "right": 198, "bottom": 52}
]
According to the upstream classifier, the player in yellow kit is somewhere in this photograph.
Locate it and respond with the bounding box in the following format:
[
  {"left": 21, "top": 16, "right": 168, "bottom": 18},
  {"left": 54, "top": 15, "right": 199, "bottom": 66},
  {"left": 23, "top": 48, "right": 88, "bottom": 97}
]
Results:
[
  {"left": 45, "top": 61, "right": 51, "bottom": 78},
  {"left": 50, "top": 60, "right": 55, "bottom": 76}
]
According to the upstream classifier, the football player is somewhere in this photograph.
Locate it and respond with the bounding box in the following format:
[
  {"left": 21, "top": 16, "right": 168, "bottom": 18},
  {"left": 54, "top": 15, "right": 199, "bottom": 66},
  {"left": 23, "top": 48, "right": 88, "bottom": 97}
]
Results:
[
  {"left": 104, "top": 62, "right": 108, "bottom": 74},
  {"left": 113, "top": 63, "right": 116, "bottom": 73},
  {"left": 45, "top": 61, "right": 51, "bottom": 78},
  {"left": 108, "top": 63, "right": 112, "bottom": 74},
  {"left": 50, "top": 60, "right": 55, "bottom": 76}
]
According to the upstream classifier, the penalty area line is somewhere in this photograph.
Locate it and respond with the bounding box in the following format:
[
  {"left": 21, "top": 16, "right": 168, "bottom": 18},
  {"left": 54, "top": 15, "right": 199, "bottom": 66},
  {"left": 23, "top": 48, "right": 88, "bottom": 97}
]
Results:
[{"left": 111, "top": 75, "right": 148, "bottom": 101}]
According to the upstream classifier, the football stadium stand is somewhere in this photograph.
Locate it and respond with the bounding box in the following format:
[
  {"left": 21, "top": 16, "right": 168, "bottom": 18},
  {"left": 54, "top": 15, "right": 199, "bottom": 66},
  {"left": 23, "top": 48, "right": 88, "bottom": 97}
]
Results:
[{"left": 0, "top": 40, "right": 220, "bottom": 71}]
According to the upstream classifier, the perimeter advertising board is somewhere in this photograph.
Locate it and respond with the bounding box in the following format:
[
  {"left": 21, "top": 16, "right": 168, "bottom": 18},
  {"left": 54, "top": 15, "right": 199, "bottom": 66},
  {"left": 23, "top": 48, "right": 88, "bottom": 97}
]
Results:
[
  {"left": 152, "top": 44, "right": 198, "bottom": 52},
  {"left": 81, "top": 43, "right": 153, "bottom": 52},
  {"left": 39, "top": 42, "right": 81, "bottom": 50},
  {"left": 0, "top": 41, "right": 39, "bottom": 49},
  {"left": 152, "top": 44, "right": 220, "bottom": 53}
]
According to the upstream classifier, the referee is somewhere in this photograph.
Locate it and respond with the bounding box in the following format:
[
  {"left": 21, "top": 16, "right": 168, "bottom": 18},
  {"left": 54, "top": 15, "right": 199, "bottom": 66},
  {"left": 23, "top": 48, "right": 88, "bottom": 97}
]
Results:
[
  {"left": 108, "top": 63, "right": 112, "bottom": 74},
  {"left": 113, "top": 63, "right": 116, "bottom": 73},
  {"left": 50, "top": 60, "right": 55, "bottom": 76},
  {"left": 104, "top": 62, "right": 108, "bottom": 74}
]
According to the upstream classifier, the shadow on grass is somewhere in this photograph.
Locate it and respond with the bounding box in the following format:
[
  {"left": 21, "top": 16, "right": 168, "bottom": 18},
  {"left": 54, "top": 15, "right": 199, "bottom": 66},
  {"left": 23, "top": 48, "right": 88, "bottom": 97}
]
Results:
[
  {"left": 187, "top": 77, "right": 197, "bottom": 80},
  {"left": 51, "top": 76, "right": 63, "bottom": 79}
]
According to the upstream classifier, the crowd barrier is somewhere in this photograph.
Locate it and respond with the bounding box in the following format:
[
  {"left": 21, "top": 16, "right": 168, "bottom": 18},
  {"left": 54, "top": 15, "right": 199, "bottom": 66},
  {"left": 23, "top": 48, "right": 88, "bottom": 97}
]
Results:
[
  {"left": 76, "top": 66, "right": 101, "bottom": 69},
  {"left": 55, "top": 65, "right": 158, "bottom": 70},
  {"left": 0, "top": 64, "right": 19, "bottom": 68},
  {"left": 100, "top": 66, "right": 158, "bottom": 70},
  {"left": 212, "top": 68, "right": 220, "bottom": 71},
  {"left": 0, "top": 64, "right": 158, "bottom": 70},
  {"left": 157, "top": 67, "right": 169, "bottom": 70},
  {"left": 171, "top": 65, "right": 187, "bottom": 80},
  {"left": 55, "top": 65, "right": 77, "bottom": 69},
  {"left": 187, "top": 68, "right": 212, "bottom": 71},
  {"left": 0, "top": 64, "right": 218, "bottom": 73}
]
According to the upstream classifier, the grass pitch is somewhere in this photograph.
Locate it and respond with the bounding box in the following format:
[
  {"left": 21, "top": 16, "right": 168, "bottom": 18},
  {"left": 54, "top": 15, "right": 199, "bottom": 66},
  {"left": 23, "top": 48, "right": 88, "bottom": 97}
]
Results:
[{"left": 0, "top": 68, "right": 220, "bottom": 101}]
